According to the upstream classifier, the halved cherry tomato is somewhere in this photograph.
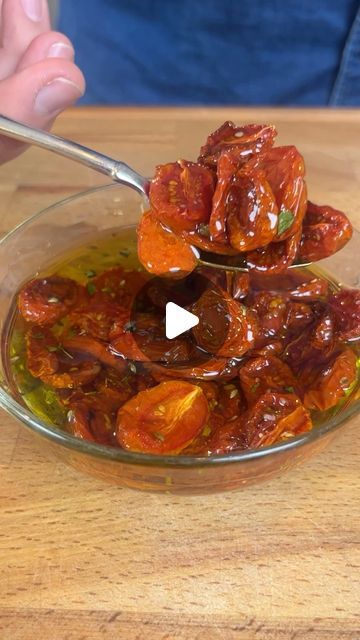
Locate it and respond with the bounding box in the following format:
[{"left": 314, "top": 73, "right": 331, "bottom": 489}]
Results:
[
  {"left": 286, "top": 302, "right": 314, "bottom": 331},
  {"left": 149, "top": 160, "right": 214, "bottom": 232},
  {"left": 244, "top": 392, "right": 312, "bottom": 448},
  {"left": 68, "top": 301, "right": 129, "bottom": 341},
  {"left": 92, "top": 267, "right": 148, "bottom": 308},
  {"left": 67, "top": 403, "right": 115, "bottom": 445},
  {"left": 208, "top": 150, "right": 243, "bottom": 245},
  {"left": 239, "top": 356, "right": 299, "bottom": 405},
  {"left": 137, "top": 209, "right": 197, "bottom": 277},
  {"left": 26, "top": 327, "right": 100, "bottom": 389},
  {"left": 62, "top": 335, "right": 127, "bottom": 373},
  {"left": 328, "top": 288, "right": 360, "bottom": 341},
  {"left": 289, "top": 277, "right": 329, "bottom": 301},
  {"left": 116, "top": 380, "right": 209, "bottom": 454},
  {"left": 298, "top": 201, "right": 353, "bottom": 262},
  {"left": 215, "top": 165, "right": 278, "bottom": 252},
  {"left": 246, "top": 230, "right": 301, "bottom": 274},
  {"left": 302, "top": 348, "right": 357, "bottom": 411},
  {"left": 258, "top": 145, "right": 307, "bottom": 241},
  {"left": 18, "top": 276, "right": 84, "bottom": 326},
  {"left": 192, "top": 287, "right": 258, "bottom": 357},
  {"left": 247, "top": 290, "right": 288, "bottom": 340},
  {"left": 198, "top": 121, "right": 276, "bottom": 168}
]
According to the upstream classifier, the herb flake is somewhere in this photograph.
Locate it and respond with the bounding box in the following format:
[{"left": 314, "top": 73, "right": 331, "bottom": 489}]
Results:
[{"left": 277, "top": 210, "right": 295, "bottom": 236}]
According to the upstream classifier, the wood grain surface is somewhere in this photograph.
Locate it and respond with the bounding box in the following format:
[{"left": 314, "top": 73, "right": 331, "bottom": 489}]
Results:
[{"left": 0, "top": 108, "right": 359, "bottom": 640}]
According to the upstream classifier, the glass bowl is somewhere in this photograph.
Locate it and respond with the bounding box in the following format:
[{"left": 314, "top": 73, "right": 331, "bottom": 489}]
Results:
[{"left": 0, "top": 184, "right": 359, "bottom": 495}]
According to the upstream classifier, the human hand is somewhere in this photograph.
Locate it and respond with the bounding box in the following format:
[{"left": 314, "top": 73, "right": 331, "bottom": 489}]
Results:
[{"left": 0, "top": 0, "right": 85, "bottom": 163}]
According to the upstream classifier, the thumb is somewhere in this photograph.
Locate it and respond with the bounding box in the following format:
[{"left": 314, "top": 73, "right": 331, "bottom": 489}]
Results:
[{"left": 0, "top": 57, "right": 85, "bottom": 163}]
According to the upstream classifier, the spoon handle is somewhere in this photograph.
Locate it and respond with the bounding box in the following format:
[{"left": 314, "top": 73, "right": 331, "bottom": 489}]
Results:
[{"left": 0, "top": 114, "right": 149, "bottom": 196}]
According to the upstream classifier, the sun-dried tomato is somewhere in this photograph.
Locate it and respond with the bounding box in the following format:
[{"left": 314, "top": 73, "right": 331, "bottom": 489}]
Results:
[
  {"left": 244, "top": 392, "right": 312, "bottom": 448},
  {"left": 192, "top": 287, "right": 257, "bottom": 357},
  {"left": 328, "top": 288, "right": 360, "bottom": 341},
  {"left": 298, "top": 202, "right": 353, "bottom": 262},
  {"left": 149, "top": 160, "right": 214, "bottom": 232},
  {"left": 116, "top": 380, "right": 209, "bottom": 454},
  {"left": 137, "top": 209, "right": 197, "bottom": 277},
  {"left": 239, "top": 356, "right": 299, "bottom": 405},
  {"left": 18, "top": 276, "right": 84, "bottom": 326},
  {"left": 302, "top": 348, "right": 357, "bottom": 411},
  {"left": 198, "top": 121, "right": 276, "bottom": 168}
]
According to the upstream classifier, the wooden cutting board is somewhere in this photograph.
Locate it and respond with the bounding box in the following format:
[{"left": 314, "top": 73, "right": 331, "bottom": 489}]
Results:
[{"left": 0, "top": 107, "right": 359, "bottom": 640}]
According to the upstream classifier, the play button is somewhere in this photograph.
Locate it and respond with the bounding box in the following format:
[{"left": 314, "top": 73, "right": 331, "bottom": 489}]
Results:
[{"left": 165, "top": 302, "right": 199, "bottom": 339}]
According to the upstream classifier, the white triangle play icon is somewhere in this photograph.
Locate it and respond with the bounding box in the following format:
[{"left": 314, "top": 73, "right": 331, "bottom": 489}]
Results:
[{"left": 165, "top": 302, "right": 199, "bottom": 340}]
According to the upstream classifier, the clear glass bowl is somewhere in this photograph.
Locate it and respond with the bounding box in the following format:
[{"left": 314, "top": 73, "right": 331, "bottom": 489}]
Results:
[{"left": 0, "top": 184, "right": 359, "bottom": 494}]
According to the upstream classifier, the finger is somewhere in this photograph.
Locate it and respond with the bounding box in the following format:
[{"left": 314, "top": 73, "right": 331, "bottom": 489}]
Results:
[
  {"left": 0, "top": 0, "right": 50, "bottom": 78},
  {"left": 17, "top": 30, "right": 74, "bottom": 71},
  {"left": 0, "top": 57, "right": 85, "bottom": 163}
]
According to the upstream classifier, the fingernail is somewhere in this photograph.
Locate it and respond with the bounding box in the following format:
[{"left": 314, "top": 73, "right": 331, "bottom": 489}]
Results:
[
  {"left": 34, "top": 78, "right": 83, "bottom": 115},
  {"left": 21, "top": 0, "right": 43, "bottom": 22},
  {"left": 47, "top": 42, "right": 74, "bottom": 60}
]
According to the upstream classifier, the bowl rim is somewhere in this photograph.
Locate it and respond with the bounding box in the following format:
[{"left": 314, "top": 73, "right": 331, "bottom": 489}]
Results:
[{"left": 0, "top": 183, "right": 359, "bottom": 469}]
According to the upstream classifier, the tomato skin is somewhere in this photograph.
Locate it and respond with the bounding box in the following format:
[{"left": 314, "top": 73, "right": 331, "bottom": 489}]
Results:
[
  {"left": 247, "top": 290, "right": 288, "bottom": 341},
  {"left": 198, "top": 121, "right": 276, "bottom": 169},
  {"left": 298, "top": 201, "right": 353, "bottom": 262},
  {"left": 67, "top": 403, "right": 115, "bottom": 446},
  {"left": 62, "top": 335, "right": 127, "bottom": 373},
  {"left": 225, "top": 166, "right": 279, "bottom": 252},
  {"left": 239, "top": 356, "right": 299, "bottom": 405},
  {"left": 328, "top": 288, "right": 360, "bottom": 341},
  {"left": 258, "top": 145, "right": 307, "bottom": 241},
  {"left": 116, "top": 381, "right": 209, "bottom": 454},
  {"left": 302, "top": 348, "right": 357, "bottom": 411},
  {"left": 246, "top": 230, "right": 301, "bottom": 274},
  {"left": 18, "top": 276, "right": 84, "bottom": 326},
  {"left": 69, "top": 301, "right": 129, "bottom": 341},
  {"left": 147, "top": 355, "right": 242, "bottom": 382},
  {"left": 150, "top": 160, "right": 214, "bottom": 232},
  {"left": 244, "top": 392, "right": 312, "bottom": 448},
  {"left": 137, "top": 210, "right": 197, "bottom": 278},
  {"left": 26, "top": 327, "right": 101, "bottom": 389},
  {"left": 289, "top": 277, "right": 329, "bottom": 301},
  {"left": 192, "top": 287, "right": 258, "bottom": 357}
]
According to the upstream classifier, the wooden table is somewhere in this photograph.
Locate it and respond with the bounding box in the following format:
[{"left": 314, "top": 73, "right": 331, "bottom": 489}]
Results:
[{"left": 0, "top": 108, "right": 359, "bottom": 640}]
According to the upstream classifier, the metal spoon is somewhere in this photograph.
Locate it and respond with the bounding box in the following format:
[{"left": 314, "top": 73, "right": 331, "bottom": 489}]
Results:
[{"left": 0, "top": 114, "right": 307, "bottom": 273}]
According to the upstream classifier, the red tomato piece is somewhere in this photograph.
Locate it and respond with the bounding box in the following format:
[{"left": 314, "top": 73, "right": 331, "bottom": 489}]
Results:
[
  {"left": 198, "top": 121, "right": 276, "bottom": 168},
  {"left": 258, "top": 145, "right": 307, "bottom": 241},
  {"left": 93, "top": 267, "right": 148, "bottom": 308},
  {"left": 146, "top": 355, "right": 242, "bottom": 382},
  {"left": 149, "top": 160, "right": 214, "bottom": 232},
  {"left": 208, "top": 149, "right": 243, "bottom": 245},
  {"left": 26, "top": 327, "right": 100, "bottom": 389},
  {"left": 246, "top": 229, "right": 301, "bottom": 274},
  {"left": 328, "top": 288, "right": 360, "bottom": 341},
  {"left": 62, "top": 335, "right": 127, "bottom": 373},
  {"left": 192, "top": 287, "right": 258, "bottom": 357},
  {"left": 298, "top": 201, "right": 353, "bottom": 262},
  {"left": 213, "top": 165, "right": 278, "bottom": 252},
  {"left": 244, "top": 392, "right": 312, "bottom": 448},
  {"left": 289, "top": 277, "right": 329, "bottom": 301},
  {"left": 247, "top": 290, "right": 289, "bottom": 340},
  {"left": 68, "top": 301, "right": 129, "bottom": 341},
  {"left": 116, "top": 381, "right": 209, "bottom": 454},
  {"left": 286, "top": 301, "right": 314, "bottom": 331},
  {"left": 302, "top": 348, "right": 357, "bottom": 411},
  {"left": 239, "top": 356, "right": 299, "bottom": 405},
  {"left": 137, "top": 210, "right": 197, "bottom": 277},
  {"left": 67, "top": 403, "right": 115, "bottom": 446},
  {"left": 18, "top": 276, "right": 84, "bottom": 326}
]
